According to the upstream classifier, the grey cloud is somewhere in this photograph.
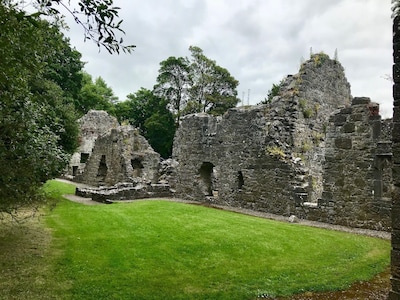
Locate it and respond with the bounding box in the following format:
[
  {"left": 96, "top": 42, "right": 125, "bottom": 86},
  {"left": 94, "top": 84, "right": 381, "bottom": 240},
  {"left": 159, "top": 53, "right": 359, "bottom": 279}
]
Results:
[{"left": 63, "top": 0, "right": 393, "bottom": 117}]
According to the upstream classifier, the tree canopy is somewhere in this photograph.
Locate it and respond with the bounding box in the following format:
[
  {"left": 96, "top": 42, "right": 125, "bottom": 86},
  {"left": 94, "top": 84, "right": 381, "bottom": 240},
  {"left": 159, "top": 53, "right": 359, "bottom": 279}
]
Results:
[
  {"left": 154, "top": 46, "right": 240, "bottom": 124},
  {"left": 32, "top": 0, "right": 135, "bottom": 54},
  {"left": 0, "top": 2, "right": 83, "bottom": 212},
  {"left": 115, "top": 89, "right": 175, "bottom": 158},
  {"left": 76, "top": 72, "right": 118, "bottom": 115}
]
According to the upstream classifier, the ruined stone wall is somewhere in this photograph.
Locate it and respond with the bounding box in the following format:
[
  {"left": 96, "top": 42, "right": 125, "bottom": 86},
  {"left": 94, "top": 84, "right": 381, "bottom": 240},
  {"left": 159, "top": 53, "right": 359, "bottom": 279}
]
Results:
[
  {"left": 76, "top": 125, "right": 160, "bottom": 186},
  {"left": 391, "top": 14, "right": 400, "bottom": 299},
  {"left": 262, "top": 54, "right": 352, "bottom": 204},
  {"left": 174, "top": 55, "right": 350, "bottom": 215},
  {"left": 173, "top": 107, "right": 296, "bottom": 215},
  {"left": 301, "top": 97, "right": 392, "bottom": 230},
  {"left": 173, "top": 55, "right": 392, "bottom": 231},
  {"left": 66, "top": 110, "right": 119, "bottom": 178}
]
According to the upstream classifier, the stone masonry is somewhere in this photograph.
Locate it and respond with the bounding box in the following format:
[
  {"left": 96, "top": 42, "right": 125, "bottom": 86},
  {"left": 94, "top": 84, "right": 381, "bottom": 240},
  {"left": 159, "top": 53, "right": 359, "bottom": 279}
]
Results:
[
  {"left": 75, "top": 125, "right": 161, "bottom": 186},
  {"left": 302, "top": 97, "right": 392, "bottom": 230},
  {"left": 65, "top": 110, "right": 119, "bottom": 179},
  {"left": 391, "top": 13, "right": 400, "bottom": 299},
  {"left": 173, "top": 54, "right": 392, "bottom": 231}
]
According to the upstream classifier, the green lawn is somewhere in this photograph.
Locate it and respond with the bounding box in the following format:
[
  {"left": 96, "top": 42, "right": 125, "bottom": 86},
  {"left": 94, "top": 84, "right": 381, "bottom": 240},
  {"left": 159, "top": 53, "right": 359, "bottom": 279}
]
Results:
[{"left": 0, "top": 180, "right": 391, "bottom": 299}]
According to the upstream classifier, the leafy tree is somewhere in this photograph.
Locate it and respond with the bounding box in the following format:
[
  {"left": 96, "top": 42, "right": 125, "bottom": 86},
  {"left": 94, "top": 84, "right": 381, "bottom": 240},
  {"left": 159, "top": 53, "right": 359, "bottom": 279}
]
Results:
[
  {"left": 155, "top": 46, "right": 240, "bottom": 123},
  {"left": 39, "top": 23, "right": 85, "bottom": 100},
  {"left": 76, "top": 72, "right": 118, "bottom": 115},
  {"left": 30, "top": 0, "right": 135, "bottom": 53},
  {"left": 188, "top": 46, "right": 239, "bottom": 114},
  {"left": 0, "top": 2, "right": 82, "bottom": 211},
  {"left": 153, "top": 56, "right": 191, "bottom": 124},
  {"left": 259, "top": 80, "right": 283, "bottom": 105},
  {"left": 115, "top": 88, "right": 175, "bottom": 158},
  {"left": 144, "top": 111, "right": 175, "bottom": 158}
]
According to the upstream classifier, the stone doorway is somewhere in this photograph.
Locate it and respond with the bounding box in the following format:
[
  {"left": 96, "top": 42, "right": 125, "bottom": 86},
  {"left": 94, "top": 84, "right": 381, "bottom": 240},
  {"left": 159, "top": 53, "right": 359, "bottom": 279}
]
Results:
[
  {"left": 199, "top": 162, "right": 215, "bottom": 196},
  {"left": 97, "top": 155, "right": 108, "bottom": 182},
  {"left": 72, "top": 166, "right": 78, "bottom": 177},
  {"left": 131, "top": 158, "right": 144, "bottom": 177},
  {"left": 80, "top": 153, "right": 89, "bottom": 163}
]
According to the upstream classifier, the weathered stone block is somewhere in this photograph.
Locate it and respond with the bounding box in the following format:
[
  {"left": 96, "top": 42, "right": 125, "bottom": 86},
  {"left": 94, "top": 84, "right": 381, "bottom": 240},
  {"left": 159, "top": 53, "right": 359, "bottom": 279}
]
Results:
[
  {"left": 389, "top": 290, "right": 400, "bottom": 300},
  {"left": 394, "top": 84, "right": 400, "bottom": 102},
  {"left": 394, "top": 64, "right": 400, "bottom": 84},
  {"left": 352, "top": 97, "right": 370, "bottom": 105},
  {"left": 394, "top": 106, "right": 400, "bottom": 123},
  {"left": 371, "top": 120, "right": 381, "bottom": 139},
  {"left": 393, "top": 147, "right": 400, "bottom": 164},
  {"left": 340, "top": 107, "right": 352, "bottom": 115},
  {"left": 350, "top": 113, "right": 364, "bottom": 122},
  {"left": 343, "top": 122, "right": 355, "bottom": 133},
  {"left": 334, "top": 138, "right": 352, "bottom": 149},
  {"left": 333, "top": 114, "right": 347, "bottom": 125},
  {"left": 393, "top": 204, "right": 400, "bottom": 230},
  {"left": 394, "top": 18, "right": 400, "bottom": 43},
  {"left": 394, "top": 49, "right": 400, "bottom": 65},
  {"left": 393, "top": 230, "right": 400, "bottom": 249},
  {"left": 393, "top": 123, "right": 400, "bottom": 143},
  {"left": 392, "top": 249, "right": 400, "bottom": 279}
]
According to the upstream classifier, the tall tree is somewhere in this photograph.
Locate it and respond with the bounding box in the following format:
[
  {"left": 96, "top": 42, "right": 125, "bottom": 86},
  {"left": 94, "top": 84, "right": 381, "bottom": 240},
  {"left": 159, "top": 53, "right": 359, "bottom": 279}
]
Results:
[
  {"left": 39, "top": 23, "right": 85, "bottom": 100},
  {"left": 154, "top": 46, "right": 240, "bottom": 123},
  {"left": 0, "top": 2, "right": 82, "bottom": 211},
  {"left": 76, "top": 73, "right": 118, "bottom": 115},
  {"left": 29, "top": 0, "right": 135, "bottom": 53},
  {"left": 153, "top": 56, "right": 191, "bottom": 124},
  {"left": 115, "top": 88, "right": 175, "bottom": 158},
  {"left": 188, "top": 46, "right": 239, "bottom": 114}
]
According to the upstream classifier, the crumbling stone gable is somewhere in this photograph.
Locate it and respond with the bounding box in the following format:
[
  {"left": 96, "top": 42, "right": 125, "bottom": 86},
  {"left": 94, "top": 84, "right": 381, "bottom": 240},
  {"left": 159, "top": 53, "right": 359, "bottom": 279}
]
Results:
[
  {"left": 173, "top": 55, "right": 392, "bottom": 230},
  {"left": 76, "top": 125, "right": 160, "bottom": 186},
  {"left": 65, "top": 110, "right": 119, "bottom": 178},
  {"left": 254, "top": 54, "right": 353, "bottom": 206}
]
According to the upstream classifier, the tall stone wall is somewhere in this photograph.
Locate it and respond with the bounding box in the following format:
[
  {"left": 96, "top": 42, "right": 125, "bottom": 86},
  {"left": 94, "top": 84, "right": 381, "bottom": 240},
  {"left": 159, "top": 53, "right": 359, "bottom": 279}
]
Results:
[
  {"left": 301, "top": 97, "right": 392, "bottom": 230},
  {"left": 65, "top": 110, "right": 119, "bottom": 178},
  {"left": 391, "top": 13, "right": 400, "bottom": 299},
  {"left": 173, "top": 107, "right": 295, "bottom": 215},
  {"left": 173, "top": 55, "right": 392, "bottom": 231}
]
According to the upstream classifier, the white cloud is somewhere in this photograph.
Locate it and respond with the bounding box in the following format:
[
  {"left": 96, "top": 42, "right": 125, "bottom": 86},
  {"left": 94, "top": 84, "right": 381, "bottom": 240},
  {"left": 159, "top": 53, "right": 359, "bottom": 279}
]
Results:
[{"left": 64, "top": 0, "right": 393, "bottom": 117}]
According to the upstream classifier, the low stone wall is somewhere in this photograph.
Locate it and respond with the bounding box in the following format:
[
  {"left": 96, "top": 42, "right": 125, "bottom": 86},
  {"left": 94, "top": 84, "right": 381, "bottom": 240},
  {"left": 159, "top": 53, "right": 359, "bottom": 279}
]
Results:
[{"left": 76, "top": 183, "right": 174, "bottom": 203}]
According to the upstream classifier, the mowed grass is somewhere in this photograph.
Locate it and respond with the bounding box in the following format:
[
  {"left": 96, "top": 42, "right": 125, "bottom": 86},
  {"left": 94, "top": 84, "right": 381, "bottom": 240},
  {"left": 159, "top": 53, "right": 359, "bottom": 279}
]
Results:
[{"left": 2, "top": 180, "right": 391, "bottom": 299}]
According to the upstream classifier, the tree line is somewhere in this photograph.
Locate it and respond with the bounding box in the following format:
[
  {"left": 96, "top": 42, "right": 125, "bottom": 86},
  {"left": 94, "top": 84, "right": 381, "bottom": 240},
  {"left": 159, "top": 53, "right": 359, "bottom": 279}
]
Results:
[{"left": 0, "top": 1, "right": 240, "bottom": 212}]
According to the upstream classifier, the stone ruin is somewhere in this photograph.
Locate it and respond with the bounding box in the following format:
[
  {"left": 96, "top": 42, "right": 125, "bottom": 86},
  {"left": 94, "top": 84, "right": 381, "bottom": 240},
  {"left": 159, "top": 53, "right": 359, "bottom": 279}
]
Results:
[
  {"left": 172, "top": 54, "right": 392, "bottom": 231},
  {"left": 66, "top": 54, "right": 392, "bottom": 231},
  {"left": 65, "top": 110, "right": 175, "bottom": 201},
  {"left": 66, "top": 110, "right": 119, "bottom": 179}
]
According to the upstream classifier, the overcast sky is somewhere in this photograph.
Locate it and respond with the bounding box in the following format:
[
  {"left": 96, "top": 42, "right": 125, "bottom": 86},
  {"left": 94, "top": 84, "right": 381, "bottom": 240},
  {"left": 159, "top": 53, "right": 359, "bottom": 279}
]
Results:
[{"left": 63, "top": 0, "right": 393, "bottom": 118}]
